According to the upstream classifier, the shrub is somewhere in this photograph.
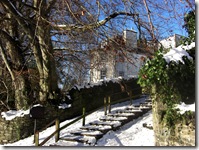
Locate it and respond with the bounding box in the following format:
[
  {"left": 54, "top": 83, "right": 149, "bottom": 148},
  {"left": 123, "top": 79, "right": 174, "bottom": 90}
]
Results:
[{"left": 138, "top": 44, "right": 195, "bottom": 126}]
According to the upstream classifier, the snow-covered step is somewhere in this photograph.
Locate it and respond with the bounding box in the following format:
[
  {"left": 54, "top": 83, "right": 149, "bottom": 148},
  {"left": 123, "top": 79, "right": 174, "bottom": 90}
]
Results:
[
  {"left": 99, "top": 116, "right": 127, "bottom": 122},
  {"left": 59, "top": 134, "right": 96, "bottom": 145},
  {"left": 50, "top": 140, "right": 86, "bottom": 146},
  {"left": 145, "top": 98, "right": 152, "bottom": 102},
  {"left": 126, "top": 106, "right": 141, "bottom": 110},
  {"left": 140, "top": 102, "right": 152, "bottom": 107},
  {"left": 80, "top": 125, "right": 112, "bottom": 133},
  {"left": 107, "top": 112, "right": 135, "bottom": 118},
  {"left": 116, "top": 110, "right": 134, "bottom": 113},
  {"left": 70, "top": 130, "right": 103, "bottom": 139},
  {"left": 99, "top": 116, "right": 129, "bottom": 126},
  {"left": 116, "top": 110, "right": 142, "bottom": 118},
  {"left": 131, "top": 104, "right": 140, "bottom": 107},
  {"left": 89, "top": 120, "right": 121, "bottom": 128},
  {"left": 139, "top": 106, "right": 151, "bottom": 112}
]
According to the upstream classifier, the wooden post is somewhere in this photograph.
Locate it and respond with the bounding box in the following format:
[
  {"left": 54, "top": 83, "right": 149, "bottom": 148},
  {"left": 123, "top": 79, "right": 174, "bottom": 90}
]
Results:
[
  {"left": 55, "top": 118, "right": 60, "bottom": 142},
  {"left": 104, "top": 97, "right": 107, "bottom": 115},
  {"left": 33, "top": 119, "right": 37, "bottom": 143},
  {"left": 35, "top": 131, "right": 39, "bottom": 146},
  {"left": 82, "top": 107, "right": 86, "bottom": 126},
  {"left": 108, "top": 96, "right": 111, "bottom": 113}
]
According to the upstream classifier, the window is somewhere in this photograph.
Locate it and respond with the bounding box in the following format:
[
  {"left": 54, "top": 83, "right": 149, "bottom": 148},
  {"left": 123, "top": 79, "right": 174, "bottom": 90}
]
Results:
[
  {"left": 100, "top": 70, "right": 106, "bottom": 79},
  {"left": 119, "top": 71, "right": 124, "bottom": 77}
]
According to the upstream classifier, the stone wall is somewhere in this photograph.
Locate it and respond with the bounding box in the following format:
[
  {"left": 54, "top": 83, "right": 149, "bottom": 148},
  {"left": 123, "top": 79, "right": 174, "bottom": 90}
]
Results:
[
  {"left": 0, "top": 106, "right": 74, "bottom": 144},
  {"left": 0, "top": 78, "right": 142, "bottom": 144},
  {"left": 152, "top": 99, "right": 195, "bottom": 146}
]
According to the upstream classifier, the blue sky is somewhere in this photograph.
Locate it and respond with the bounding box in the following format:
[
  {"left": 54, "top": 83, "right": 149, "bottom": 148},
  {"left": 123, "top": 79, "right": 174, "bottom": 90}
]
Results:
[{"left": 97, "top": 0, "right": 195, "bottom": 40}]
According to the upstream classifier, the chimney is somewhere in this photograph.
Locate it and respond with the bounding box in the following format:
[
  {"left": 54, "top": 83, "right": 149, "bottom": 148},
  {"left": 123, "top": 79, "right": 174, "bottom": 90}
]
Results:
[{"left": 123, "top": 29, "right": 137, "bottom": 49}]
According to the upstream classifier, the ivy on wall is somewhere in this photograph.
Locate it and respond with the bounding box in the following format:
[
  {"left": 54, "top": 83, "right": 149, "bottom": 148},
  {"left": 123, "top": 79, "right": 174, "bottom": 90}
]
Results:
[{"left": 137, "top": 45, "right": 195, "bottom": 126}]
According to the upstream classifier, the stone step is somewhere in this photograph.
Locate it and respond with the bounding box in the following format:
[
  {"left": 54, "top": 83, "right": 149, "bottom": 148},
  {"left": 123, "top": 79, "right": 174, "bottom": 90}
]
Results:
[
  {"left": 140, "top": 102, "right": 152, "bottom": 107},
  {"left": 107, "top": 112, "right": 136, "bottom": 118},
  {"left": 126, "top": 106, "right": 141, "bottom": 110},
  {"left": 89, "top": 120, "right": 121, "bottom": 128},
  {"left": 51, "top": 139, "right": 89, "bottom": 146},
  {"left": 59, "top": 134, "right": 96, "bottom": 145},
  {"left": 80, "top": 125, "right": 111, "bottom": 134},
  {"left": 99, "top": 116, "right": 128, "bottom": 126},
  {"left": 70, "top": 130, "right": 103, "bottom": 139},
  {"left": 139, "top": 106, "right": 151, "bottom": 113},
  {"left": 145, "top": 99, "right": 152, "bottom": 102},
  {"left": 99, "top": 116, "right": 127, "bottom": 122},
  {"left": 131, "top": 104, "right": 140, "bottom": 107},
  {"left": 116, "top": 110, "right": 142, "bottom": 118}
]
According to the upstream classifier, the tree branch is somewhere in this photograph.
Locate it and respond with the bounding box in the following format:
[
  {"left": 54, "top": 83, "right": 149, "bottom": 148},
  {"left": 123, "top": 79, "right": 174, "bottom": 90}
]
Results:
[
  {"left": 52, "top": 11, "right": 138, "bottom": 32},
  {"left": 143, "top": 0, "right": 156, "bottom": 41},
  {"left": 0, "top": 41, "right": 15, "bottom": 81}
]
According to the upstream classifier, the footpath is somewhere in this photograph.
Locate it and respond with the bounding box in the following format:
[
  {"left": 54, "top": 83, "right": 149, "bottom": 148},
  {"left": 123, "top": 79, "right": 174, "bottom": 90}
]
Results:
[{"left": 50, "top": 96, "right": 152, "bottom": 146}]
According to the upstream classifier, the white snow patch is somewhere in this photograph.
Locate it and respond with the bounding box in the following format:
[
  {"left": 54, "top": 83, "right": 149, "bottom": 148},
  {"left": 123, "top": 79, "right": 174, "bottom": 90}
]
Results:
[
  {"left": 32, "top": 104, "right": 43, "bottom": 108},
  {"left": 58, "top": 103, "right": 71, "bottom": 109},
  {"left": 175, "top": 102, "right": 195, "bottom": 115},
  {"left": 163, "top": 42, "right": 194, "bottom": 64},
  {"left": 1, "top": 109, "right": 30, "bottom": 121}
]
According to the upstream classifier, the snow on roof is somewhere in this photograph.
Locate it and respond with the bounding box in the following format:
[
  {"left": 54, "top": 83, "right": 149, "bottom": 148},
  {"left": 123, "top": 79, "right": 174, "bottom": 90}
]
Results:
[
  {"left": 1, "top": 109, "right": 30, "bottom": 121},
  {"left": 163, "top": 42, "right": 195, "bottom": 64},
  {"left": 175, "top": 102, "right": 195, "bottom": 115}
]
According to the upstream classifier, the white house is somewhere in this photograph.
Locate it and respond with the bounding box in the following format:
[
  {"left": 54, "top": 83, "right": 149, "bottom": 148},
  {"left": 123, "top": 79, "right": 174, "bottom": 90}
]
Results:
[
  {"left": 159, "top": 34, "right": 184, "bottom": 49},
  {"left": 90, "top": 29, "right": 147, "bottom": 83}
]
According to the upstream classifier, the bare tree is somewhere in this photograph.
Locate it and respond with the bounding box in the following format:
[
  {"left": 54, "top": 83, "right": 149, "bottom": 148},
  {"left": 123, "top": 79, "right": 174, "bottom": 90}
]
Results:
[{"left": 0, "top": 0, "right": 194, "bottom": 110}]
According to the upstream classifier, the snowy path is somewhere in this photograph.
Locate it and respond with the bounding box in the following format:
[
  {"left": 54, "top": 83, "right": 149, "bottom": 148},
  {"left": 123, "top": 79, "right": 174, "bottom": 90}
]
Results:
[
  {"left": 1, "top": 96, "right": 155, "bottom": 146},
  {"left": 96, "top": 110, "right": 154, "bottom": 146}
]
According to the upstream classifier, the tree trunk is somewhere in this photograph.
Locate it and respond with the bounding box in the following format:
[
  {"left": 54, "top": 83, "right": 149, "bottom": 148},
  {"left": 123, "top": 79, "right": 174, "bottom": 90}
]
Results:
[
  {"left": 3, "top": 13, "right": 31, "bottom": 110},
  {"left": 14, "top": 72, "right": 31, "bottom": 110},
  {"left": 36, "top": 22, "right": 59, "bottom": 102}
]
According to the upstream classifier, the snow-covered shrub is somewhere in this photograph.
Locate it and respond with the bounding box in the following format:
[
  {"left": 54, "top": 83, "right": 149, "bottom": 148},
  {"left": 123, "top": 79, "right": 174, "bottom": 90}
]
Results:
[{"left": 138, "top": 42, "right": 195, "bottom": 126}]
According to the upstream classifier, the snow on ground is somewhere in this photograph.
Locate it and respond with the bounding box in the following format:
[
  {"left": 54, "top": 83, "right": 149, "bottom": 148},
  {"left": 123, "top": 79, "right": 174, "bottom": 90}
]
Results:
[
  {"left": 175, "top": 102, "right": 195, "bottom": 115},
  {"left": 96, "top": 111, "right": 154, "bottom": 146},
  {"left": 1, "top": 96, "right": 155, "bottom": 147},
  {"left": 1, "top": 103, "right": 71, "bottom": 121},
  {"left": 1, "top": 109, "right": 30, "bottom": 121}
]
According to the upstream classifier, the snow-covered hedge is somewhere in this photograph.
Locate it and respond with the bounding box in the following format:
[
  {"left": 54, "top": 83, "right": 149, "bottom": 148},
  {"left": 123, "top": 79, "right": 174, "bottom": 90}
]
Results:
[{"left": 138, "top": 42, "right": 195, "bottom": 126}]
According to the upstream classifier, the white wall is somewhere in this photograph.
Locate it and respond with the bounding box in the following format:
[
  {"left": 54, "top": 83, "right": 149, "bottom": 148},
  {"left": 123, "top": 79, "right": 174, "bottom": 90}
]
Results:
[
  {"left": 115, "top": 53, "right": 146, "bottom": 77},
  {"left": 90, "top": 29, "right": 147, "bottom": 83},
  {"left": 160, "top": 34, "right": 184, "bottom": 49}
]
